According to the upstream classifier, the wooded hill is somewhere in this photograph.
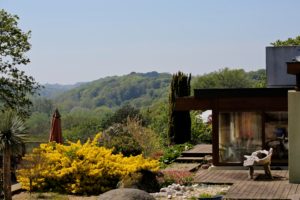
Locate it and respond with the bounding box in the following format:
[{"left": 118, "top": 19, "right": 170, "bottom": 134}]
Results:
[
  {"left": 37, "top": 69, "right": 266, "bottom": 113},
  {"left": 46, "top": 71, "right": 172, "bottom": 112},
  {"left": 28, "top": 69, "right": 266, "bottom": 143}
]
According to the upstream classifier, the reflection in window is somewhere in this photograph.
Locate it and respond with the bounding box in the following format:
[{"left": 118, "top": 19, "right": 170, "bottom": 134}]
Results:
[
  {"left": 265, "top": 112, "right": 288, "bottom": 163},
  {"left": 219, "top": 112, "right": 262, "bottom": 163}
]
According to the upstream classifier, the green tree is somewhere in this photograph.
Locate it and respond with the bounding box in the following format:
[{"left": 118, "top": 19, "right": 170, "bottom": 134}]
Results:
[
  {"left": 190, "top": 111, "right": 212, "bottom": 144},
  {"left": 144, "top": 101, "right": 169, "bottom": 146},
  {"left": 247, "top": 69, "right": 267, "bottom": 88},
  {"left": 0, "top": 9, "right": 39, "bottom": 116},
  {"left": 271, "top": 35, "right": 300, "bottom": 46},
  {"left": 102, "top": 104, "right": 145, "bottom": 129},
  {"left": 62, "top": 108, "right": 102, "bottom": 142},
  {"left": 168, "top": 72, "right": 191, "bottom": 144},
  {"left": 0, "top": 110, "right": 27, "bottom": 200},
  {"left": 26, "top": 112, "right": 50, "bottom": 142},
  {"left": 191, "top": 68, "right": 253, "bottom": 90}
]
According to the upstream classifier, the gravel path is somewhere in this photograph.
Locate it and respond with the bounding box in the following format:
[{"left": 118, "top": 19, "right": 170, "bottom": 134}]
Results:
[{"left": 150, "top": 183, "right": 231, "bottom": 200}]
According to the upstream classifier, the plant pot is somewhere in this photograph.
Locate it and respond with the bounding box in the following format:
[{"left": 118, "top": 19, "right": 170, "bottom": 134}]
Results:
[{"left": 198, "top": 195, "right": 223, "bottom": 200}]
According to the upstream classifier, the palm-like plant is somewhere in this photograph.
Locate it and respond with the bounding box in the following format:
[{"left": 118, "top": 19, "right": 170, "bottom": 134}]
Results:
[{"left": 0, "top": 110, "right": 27, "bottom": 200}]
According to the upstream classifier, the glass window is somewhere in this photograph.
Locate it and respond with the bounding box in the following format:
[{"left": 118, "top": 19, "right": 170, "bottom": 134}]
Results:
[
  {"left": 219, "top": 112, "right": 262, "bottom": 163},
  {"left": 264, "top": 112, "right": 288, "bottom": 163}
]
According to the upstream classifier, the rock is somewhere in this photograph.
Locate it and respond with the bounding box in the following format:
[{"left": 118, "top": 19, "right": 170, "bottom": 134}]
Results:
[
  {"left": 204, "top": 155, "right": 213, "bottom": 163},
  {"left": 99, "top": 188, "right": 155, "bottom": 200},
  {"left": 176, "top": 191, "right": 183, "bottom": 196},
  {"left": 167, "top": 194, "right": 172, "bottom": 199},
  {"left": 118, "top": 169, "right": 160, "bottom": 193},
  {"left": 201, "top": 164, "right": 211, "bottom": 169}
]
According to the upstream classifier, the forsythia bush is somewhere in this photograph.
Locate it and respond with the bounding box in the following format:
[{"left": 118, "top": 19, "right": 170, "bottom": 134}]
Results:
[{"left": 17, "top": 134, "right": 159, "bottom": 194}]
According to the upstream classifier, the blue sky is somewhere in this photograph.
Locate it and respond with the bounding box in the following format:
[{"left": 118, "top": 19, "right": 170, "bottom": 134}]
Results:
[{"left": 1, "top": 1, "right": 300, "bottom": 84}]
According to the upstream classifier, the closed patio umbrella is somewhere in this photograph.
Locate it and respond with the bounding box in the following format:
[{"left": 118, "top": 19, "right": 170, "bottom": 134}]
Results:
[{"left": 49, "top": 109, "right": 63, "bottom": 143}]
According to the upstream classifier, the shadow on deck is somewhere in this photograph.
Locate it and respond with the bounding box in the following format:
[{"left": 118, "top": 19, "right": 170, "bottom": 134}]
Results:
[{"left": 194, "top": 169, "right": 300, "bottom": 200}]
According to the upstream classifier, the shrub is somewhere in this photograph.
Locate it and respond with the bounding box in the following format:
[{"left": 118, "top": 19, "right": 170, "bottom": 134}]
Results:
[
  {"left": 100, "top": 124, "right": 143, "bottom": 156},
  {"left": 125, "top": 118, "right": 163, "bottom": 158},
  {"left": 17, "top": 134, "right": 159, "bottom": 195},
  {"left": 118, "top": 169, "right": 160, "bottom": 193},
  {"left": 157, "top": 170, "right": 194, "bottom": 187},
  {"left": 191, "top": 111, "right": 212, "bottom": 144},
  {"left": 159, "top": 143, "right": 193, "bottom": 165}
]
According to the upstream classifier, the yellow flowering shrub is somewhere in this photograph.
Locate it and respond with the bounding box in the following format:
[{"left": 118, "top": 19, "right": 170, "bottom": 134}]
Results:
[{"left": 17, "top": 134, "right": 159, "bottom": 194}]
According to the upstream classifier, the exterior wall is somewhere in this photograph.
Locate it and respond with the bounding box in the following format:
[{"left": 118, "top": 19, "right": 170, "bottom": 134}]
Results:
[
  {"left": 266, "top": 46, "right": 300, "bottom": 87},
  {"left": 288, "top": 90, "right": 300, "bottom": 183}
]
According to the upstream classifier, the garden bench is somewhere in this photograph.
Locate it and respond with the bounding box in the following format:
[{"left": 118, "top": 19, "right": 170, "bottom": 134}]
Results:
[{"left": 243, "top": 148, "right": 273, "bottom": 179}]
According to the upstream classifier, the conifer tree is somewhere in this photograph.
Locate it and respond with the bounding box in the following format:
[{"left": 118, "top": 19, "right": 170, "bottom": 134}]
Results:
[{"left": 168, "top": 72, "right": 191, "bottom": 144}]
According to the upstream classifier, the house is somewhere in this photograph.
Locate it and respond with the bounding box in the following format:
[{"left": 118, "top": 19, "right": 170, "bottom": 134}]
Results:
[{"left": 175, "top": 46, "right": 300, "bottom": 166}]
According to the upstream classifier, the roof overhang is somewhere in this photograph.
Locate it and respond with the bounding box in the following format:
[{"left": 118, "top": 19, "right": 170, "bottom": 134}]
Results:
[{"left": 175, "top": 88, "right": 291, "bottom": 111}]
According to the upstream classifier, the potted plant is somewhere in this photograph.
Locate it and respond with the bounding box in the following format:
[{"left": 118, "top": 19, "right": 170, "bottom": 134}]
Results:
[{"left": 198, "top": 193, "right": 223, "bottom": 200}]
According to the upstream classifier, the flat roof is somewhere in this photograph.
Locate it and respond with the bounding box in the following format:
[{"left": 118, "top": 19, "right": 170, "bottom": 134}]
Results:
[{"left": 194, "top": 88, "right": 292, "bottom": 99}]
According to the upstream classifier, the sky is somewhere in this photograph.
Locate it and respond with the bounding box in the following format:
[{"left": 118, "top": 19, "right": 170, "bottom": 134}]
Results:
[{"left": 1, "top": 0, "right": 300, "bottom": 84}]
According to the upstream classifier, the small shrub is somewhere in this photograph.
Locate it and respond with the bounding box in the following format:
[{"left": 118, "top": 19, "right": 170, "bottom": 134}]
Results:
[
  {"left": 199, "top": 193, "right": 213, "bottom": 198},
  {"left": 157, "top": 170, "right": 194, "bottom": 187},
  {"left": 126, "top": 118, "right": 163, "bottom": 158},
  {"left": 191, "top": 111, "right": 212, "bottom": 144},
  {"left": 159, "top": 143, "right": 193, "bottom": 165}
]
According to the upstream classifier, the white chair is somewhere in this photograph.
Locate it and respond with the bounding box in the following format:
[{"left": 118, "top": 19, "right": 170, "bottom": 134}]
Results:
[{"left": 243, "top": 148, "right": 273, "bottom": 179}]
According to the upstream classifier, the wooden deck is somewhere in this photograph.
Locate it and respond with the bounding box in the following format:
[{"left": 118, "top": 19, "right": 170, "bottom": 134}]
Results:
[
  {"left": 182, "top": 144, "right": 212, "bottom": 155},
  {"left": 194, "top": 169, "right": 300, "bottom": 200}
]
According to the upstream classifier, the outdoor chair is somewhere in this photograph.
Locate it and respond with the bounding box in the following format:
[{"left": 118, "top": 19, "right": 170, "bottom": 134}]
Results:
[{"left": 243, "top": 148, "right": 273, "bottom": 179}]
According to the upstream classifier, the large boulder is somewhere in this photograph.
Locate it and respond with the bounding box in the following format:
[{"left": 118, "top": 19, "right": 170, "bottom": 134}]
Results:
[
  {"left": 98, "top": 188, "right": 155, "bottom": 200},
  {"left": 118, "top": 170, "right": 160, "bottom": 193}
]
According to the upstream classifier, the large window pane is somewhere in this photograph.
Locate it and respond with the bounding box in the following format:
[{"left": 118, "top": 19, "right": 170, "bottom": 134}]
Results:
[
  {"left": 219, "top": 112, "right": 262, "bottom": 163},
  {"left": 265, "top": 112, "right": 288, "bottom": 163}
]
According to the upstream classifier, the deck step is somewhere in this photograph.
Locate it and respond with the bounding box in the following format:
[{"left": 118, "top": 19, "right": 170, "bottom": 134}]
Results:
[
  {"left": 162, "top": 163, "right": 201, "bottom": 172},
  {"left": 175, "top": 156, "right": 204, "bottom": 163},
  {"left": 181, "top": 152, "right": 212, "bottom": 157}
]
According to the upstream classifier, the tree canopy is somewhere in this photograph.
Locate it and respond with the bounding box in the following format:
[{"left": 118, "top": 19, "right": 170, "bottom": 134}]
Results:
[
  {"left": 0, "top": 9, "right": 39, "bottom": 116},
  {"left": 191, "top": 68, "right": 266, "bottom": 90},
  {"left": 271, "top": 35, "right": 300, "bottom": 46}
]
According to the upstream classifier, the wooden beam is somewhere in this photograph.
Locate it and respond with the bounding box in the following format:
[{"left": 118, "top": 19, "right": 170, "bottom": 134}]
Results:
[
  {"left": 174, "top": 97, "right": 213, "bottom": 111},
  {"left": 175, "top": 96, "right": 287, "bottom": 111}
]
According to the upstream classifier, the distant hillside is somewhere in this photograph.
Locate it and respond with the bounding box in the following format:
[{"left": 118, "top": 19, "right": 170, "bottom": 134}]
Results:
[
  {"left": 39, "top": 82, "right": 85, "bottom": 99},
  {"left": 53, "top": 71, "right": 172, "bottom": 112}
]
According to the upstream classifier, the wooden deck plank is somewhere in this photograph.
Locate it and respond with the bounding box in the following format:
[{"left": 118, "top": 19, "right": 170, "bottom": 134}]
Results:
[
  {"left": 295, "top": 182, "right": 300, "bottom": 193},
  {"left": 252, "top": 180, "right": 270, "bottom": 199},
  {"left": 193, "top": 169, "right": 296, "bottom": 199},
  {"left": 235, "top": 182, "right": 248, "bottom": 198},
  {"left": 247, "top": 181, "right": 266, "bottom": 199},
  {"left": 183, "top": 144, "right": 212, "bottom": 154},
  {"left": 266, "top": 171, "right": 283, "bottom": 199},
  {"left": 287, "top": 184, "right": 300, "bottom": 200},
  {"left": 194, "top": 170, "right": 210, "bottom": 181},
  {"left": 236, "top": 181, "right": 252, "bottom": 199},
  {"left": 204, "top": 170, "right": 222, "bottom": 183},
  {"left": 262, "top": 180, "right": 279, "bottom": 199},
  {"left": 280, "top": 182, "right": 292, "bottom": 199},
  {"left": 287, "top": 183, "right": 298, "bottom": 197},
  {"left": 271, "top": 181, "right": 287, "bottom": 199}
]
